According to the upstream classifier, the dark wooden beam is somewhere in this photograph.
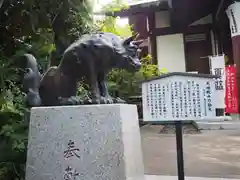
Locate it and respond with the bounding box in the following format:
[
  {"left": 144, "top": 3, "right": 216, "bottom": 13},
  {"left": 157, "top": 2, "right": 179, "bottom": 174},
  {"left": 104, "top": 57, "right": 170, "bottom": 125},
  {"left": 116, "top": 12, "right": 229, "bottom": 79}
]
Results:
[
  {"left": 170, "top": 0, "right": 183, "bottom": 29},
  {"left": 151, "top": 24, "right": 213, "bottom": 36},
  {"left": 147, "top": 12, "right": 158, "bottom": 64},
  {"left": 183, "top": 24, "right": 213, "bottom": 34},
  {"left": 114, "top": 1, "right": 170, "bottom": 17},
  {"left": 215, "top": 0, "right": 234, "bottom": 21},
  {"left": 215, "top": 0, "right": 225, "bottom": 21},
  {"left": 171, "top": 0, "right": 220, "bottom": 27},
  {"left": 184, "top": 9, "right": 214, "bottom": 27},
  {"left": 151, "top": 27, "right": 180, "bottom": 36}
]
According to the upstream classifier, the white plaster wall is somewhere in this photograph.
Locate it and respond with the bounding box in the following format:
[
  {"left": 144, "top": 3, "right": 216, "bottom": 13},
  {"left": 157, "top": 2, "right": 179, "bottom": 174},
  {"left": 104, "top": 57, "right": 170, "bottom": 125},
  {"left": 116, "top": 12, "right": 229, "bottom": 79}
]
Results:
[
  {"left": 156, "top": 34, "right": 186, "bottom": 72},
  {"left": 155, "top": 11, "right": 170, "bottom": 28}
]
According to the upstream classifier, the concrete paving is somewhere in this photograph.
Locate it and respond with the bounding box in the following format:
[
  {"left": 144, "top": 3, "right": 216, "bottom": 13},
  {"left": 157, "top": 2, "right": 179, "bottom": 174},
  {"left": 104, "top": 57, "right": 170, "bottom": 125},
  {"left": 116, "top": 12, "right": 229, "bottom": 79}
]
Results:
[
  {"left": 140, "top": 125, "right": 240, "bottom": 179},
  {"left": 145, "top": 175, "right": 240, "bottom": 180}
]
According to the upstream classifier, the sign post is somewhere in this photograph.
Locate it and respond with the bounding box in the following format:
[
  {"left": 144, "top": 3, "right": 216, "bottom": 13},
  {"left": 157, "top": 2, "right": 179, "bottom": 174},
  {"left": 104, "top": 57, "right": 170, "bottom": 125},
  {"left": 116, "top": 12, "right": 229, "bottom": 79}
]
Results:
[
  {"left": 141, "top": 72, "right": 219, "bottom": 180},
  {"left": 175, "top": 121, "right": 184, "bottom": 180}
]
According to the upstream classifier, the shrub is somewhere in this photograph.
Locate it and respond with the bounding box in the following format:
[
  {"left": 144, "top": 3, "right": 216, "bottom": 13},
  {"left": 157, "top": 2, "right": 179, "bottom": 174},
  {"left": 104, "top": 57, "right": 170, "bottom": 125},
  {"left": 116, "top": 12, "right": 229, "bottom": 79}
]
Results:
[{"left": 107, "top": 54, "right": 167, "bottom": 100}]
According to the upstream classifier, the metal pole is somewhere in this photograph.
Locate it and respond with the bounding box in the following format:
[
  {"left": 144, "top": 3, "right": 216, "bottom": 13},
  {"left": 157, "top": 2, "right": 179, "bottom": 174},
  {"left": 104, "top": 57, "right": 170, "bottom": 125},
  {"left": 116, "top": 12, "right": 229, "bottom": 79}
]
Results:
[{"left": 175, "top": 121, "right": 185, "bottom": 180}]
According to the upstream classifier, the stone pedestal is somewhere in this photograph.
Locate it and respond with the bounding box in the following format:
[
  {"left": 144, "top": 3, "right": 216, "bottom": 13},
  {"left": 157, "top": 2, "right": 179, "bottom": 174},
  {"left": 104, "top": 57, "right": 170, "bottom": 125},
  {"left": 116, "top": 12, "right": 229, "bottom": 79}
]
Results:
[{"left": 25, "top": 104, "right": 145, "bottom": 180}]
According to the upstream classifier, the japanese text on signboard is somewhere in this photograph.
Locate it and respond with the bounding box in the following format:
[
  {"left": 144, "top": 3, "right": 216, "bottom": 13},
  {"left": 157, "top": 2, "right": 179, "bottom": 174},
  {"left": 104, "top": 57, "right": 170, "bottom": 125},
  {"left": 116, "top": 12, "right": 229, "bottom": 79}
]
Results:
[
  {"left": 214, "top": 68, "right": 224, "bottom": 90},
  {"left": 144, "top": 78, "right": 215, "bottom": 121}
]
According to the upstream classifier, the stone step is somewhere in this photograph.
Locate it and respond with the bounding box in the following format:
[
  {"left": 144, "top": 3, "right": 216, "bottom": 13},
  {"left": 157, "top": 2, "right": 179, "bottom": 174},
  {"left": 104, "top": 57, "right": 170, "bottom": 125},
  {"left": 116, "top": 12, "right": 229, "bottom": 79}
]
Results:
[
  {"left": 194, "top": 116, "right": 233, "bottom": 122},
  {"left": 196, "top": 121, "right": 240, "bottom": 130}
]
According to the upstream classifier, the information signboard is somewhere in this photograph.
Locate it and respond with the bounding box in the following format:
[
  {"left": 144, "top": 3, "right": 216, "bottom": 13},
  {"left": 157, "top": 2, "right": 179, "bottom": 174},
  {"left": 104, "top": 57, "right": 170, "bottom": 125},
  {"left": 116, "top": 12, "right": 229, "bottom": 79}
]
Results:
[
  {"left": 141, "top": 72, "right": 219, "bottom": 180},
  {"left": 142, "top": 73, "right": 218, "bottom": 121}
]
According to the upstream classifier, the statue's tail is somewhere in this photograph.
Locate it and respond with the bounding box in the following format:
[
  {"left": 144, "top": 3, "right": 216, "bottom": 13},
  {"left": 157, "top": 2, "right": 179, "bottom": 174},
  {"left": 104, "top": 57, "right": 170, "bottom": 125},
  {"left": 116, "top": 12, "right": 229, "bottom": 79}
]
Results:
[
  {"left": 24, "top": 54, "right": 42, "bottom": 74},
  {"left": 20, "top": 54, "right": 42, "bottom": 107}
]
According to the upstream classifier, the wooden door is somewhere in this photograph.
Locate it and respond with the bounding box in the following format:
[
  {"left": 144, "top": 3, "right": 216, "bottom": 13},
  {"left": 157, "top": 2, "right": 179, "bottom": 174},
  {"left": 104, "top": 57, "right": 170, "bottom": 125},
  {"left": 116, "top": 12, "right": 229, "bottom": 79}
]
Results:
[{"left": 185, "top": 33, "right": 212, "bottom": 74}]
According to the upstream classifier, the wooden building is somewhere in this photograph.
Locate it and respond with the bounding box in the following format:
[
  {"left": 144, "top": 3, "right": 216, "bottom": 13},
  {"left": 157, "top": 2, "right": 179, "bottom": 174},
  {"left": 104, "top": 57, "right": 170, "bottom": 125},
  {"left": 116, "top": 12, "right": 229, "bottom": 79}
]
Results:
[
  {"left": 113, "top": 0, "right": 233, "bottom": 72},
  {"left": 111, "top": 0, "right": 240, "bottom": 112}
]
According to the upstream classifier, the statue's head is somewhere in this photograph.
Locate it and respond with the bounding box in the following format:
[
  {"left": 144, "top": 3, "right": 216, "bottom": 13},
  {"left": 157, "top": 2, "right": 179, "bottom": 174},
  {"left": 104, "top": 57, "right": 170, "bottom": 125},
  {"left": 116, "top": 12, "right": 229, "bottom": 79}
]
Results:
[{"left": 119, "top": 33, "right": 143, "bottom": 71}]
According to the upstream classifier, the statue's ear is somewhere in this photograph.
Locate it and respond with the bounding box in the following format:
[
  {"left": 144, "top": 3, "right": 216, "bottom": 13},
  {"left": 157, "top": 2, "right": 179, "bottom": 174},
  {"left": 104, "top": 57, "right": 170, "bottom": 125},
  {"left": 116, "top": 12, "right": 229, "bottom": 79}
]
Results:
[
  {"left": 122, "top": 33, "right": 139, "bottom": 45},
  {"left": 132, "top": 39, "right": 144, "bottom": 46}
]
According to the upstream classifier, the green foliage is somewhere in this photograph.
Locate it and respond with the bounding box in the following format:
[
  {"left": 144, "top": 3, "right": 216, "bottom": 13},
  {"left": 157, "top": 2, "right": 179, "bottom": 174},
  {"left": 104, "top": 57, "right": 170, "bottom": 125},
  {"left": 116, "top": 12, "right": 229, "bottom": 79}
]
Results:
[
  {"left": 0, "top": 0, "right": 166, "bottom": 178},
  {"left": 0, "top": 0, "right": 95, "bottom": 179},
  {"left": 0, "top": 52, "right": 28, "bottom": 179},
  {"left": 0, "top": 89, "right": 27, "bottom": 180},
  {"left": 107, "top": 54, "right": 167, "bottom": 99},
  {"left": 101, "top": 0, "right": 129, "bottom": 12},
  {"left": 96, "top": 0, "right": 132, "bottom": 38},
  {"left": 96, "top": 0, "right": 168, "bottom": 100},
  {"left": 98, "top": 16, "right": 132, "bottom": 37},
  {"left": 1, "top": 0, "right": 95, "bottom": 66}
]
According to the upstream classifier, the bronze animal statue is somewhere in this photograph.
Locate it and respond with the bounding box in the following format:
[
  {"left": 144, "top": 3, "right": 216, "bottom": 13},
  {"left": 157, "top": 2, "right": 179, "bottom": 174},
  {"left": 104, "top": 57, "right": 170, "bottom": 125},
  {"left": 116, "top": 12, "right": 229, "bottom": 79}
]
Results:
[{"left": 21, "top": 32, "right": 143, "bottom": 107}]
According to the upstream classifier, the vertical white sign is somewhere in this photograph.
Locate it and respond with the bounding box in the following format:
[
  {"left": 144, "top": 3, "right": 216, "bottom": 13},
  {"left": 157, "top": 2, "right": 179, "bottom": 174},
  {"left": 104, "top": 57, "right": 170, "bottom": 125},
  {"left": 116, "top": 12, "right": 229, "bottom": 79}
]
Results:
[
  {"left": 209, "top": 55, "right": 225, "bottom": 109},
  {"left": 226, "top": 2, "right": 240, "bottom": 37}
]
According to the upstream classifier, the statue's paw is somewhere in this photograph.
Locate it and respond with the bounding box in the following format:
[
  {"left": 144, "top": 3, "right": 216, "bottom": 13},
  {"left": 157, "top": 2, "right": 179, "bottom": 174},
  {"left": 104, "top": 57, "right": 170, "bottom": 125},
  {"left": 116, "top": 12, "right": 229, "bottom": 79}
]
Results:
[
  {"left": 71, "top": 96, "right": 85, "bottom": 105},
  {"left": 58, "top": 97, "right": 71, "bottom": 105},
  {"left": 100, "top": 96, "right": 114, "bottom": 104},
  {"left": 90, "top": 97, "right": 101, "bottom": 104},
  {"left": 59, "top": 96, "right": 84, "bottom": 105},
  {"left": 69, "top": 96, "right": 79, "bottom": 105},
  {"left": 25, "top": 90, "right": 42, "bottom": 107},
  {"left": 113, "top": 97, "right": 126, "bottom": 104},
  {"left": 83, "top": 97, "right": 93, "bottom": 104}
]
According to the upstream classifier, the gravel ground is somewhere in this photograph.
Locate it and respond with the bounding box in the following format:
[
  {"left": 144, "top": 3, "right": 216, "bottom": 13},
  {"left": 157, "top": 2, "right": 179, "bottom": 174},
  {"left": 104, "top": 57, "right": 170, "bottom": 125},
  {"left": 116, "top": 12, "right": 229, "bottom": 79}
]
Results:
[
  {"left": 159, "top": 123, "right": 201, "bottom": 134},
  {"left": 140, "top": 125, "right": 240, "bottom": 179}
]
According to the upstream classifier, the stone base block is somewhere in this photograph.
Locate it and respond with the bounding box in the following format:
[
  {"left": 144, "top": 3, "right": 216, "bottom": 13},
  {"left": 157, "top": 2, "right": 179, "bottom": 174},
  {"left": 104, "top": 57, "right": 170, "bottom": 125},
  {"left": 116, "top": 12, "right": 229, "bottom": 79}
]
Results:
[{"left": 25, "top": 104, "right": 144, "bottom": 180}]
